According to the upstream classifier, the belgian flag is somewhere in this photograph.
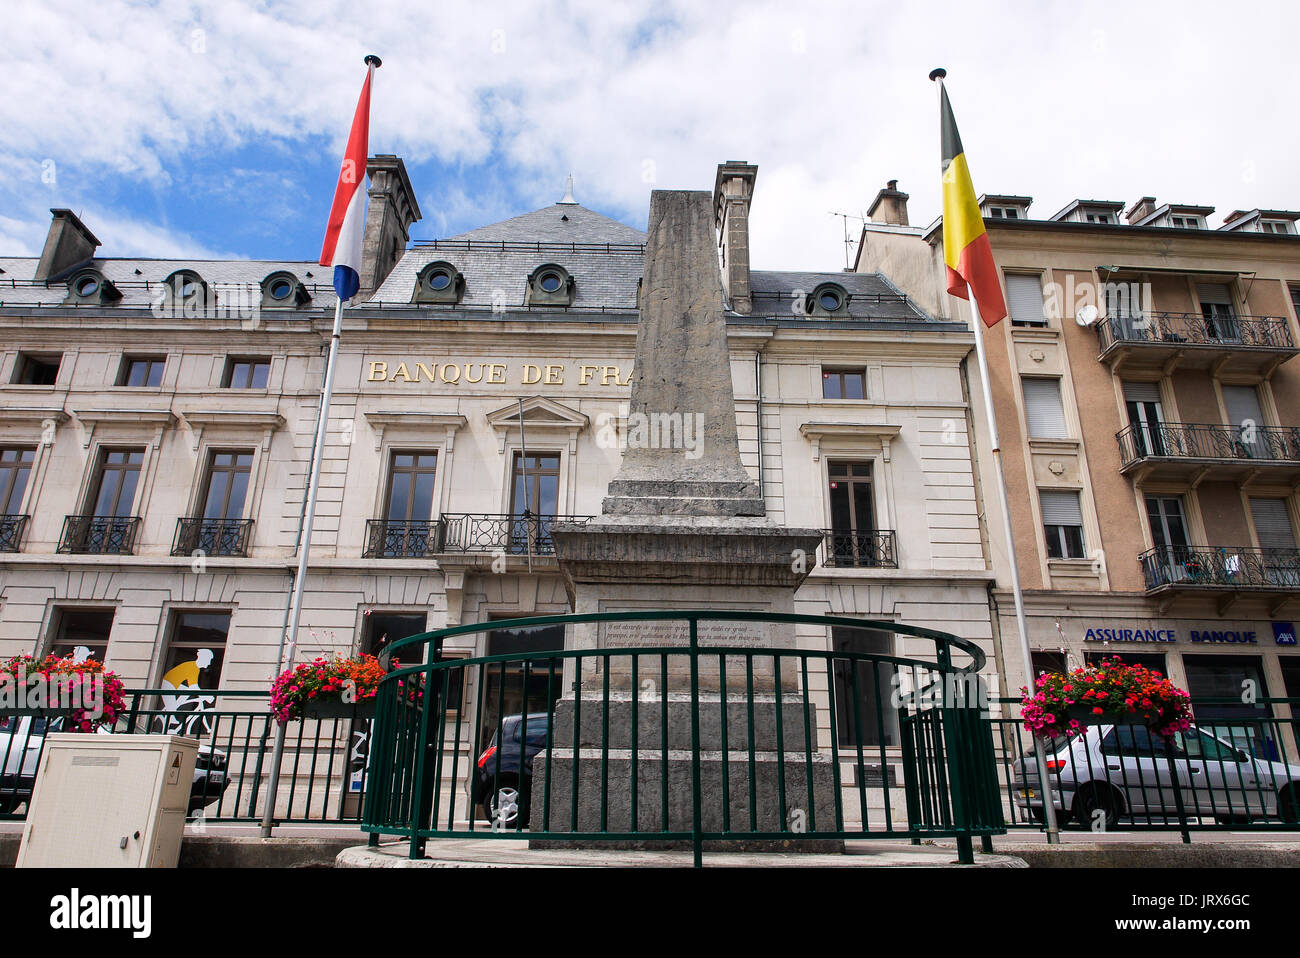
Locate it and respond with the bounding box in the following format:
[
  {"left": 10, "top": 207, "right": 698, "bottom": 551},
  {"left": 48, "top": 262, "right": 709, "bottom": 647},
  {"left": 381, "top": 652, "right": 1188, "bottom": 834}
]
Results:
[{"left": 935, "top": 73, "right": 1007, "bottom": 326}]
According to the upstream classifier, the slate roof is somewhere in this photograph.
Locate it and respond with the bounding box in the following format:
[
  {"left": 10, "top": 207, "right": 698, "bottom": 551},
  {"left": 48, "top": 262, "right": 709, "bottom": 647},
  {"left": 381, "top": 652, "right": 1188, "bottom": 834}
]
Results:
[
  {"left": 0, "top": 257, "right": 336, "bottom": 308},
  {"left": 444, "top": 202, "right": 646, "bottom": 246}
]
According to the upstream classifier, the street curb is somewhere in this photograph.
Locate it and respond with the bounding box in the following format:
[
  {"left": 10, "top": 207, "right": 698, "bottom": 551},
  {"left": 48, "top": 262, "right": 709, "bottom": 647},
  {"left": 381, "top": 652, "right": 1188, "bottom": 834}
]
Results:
[{"left": 995, "top": 842, "right": 1300, "bottom": 868}]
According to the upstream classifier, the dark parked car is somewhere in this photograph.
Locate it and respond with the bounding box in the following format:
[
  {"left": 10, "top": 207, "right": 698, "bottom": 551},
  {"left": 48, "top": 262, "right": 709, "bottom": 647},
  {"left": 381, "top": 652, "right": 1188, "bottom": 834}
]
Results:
[
  {"left": 470, "top": 712, "right": 551, "bottom": 827},
  {"left": 0, "top": 715, "right": 231, "bottom": 816}
]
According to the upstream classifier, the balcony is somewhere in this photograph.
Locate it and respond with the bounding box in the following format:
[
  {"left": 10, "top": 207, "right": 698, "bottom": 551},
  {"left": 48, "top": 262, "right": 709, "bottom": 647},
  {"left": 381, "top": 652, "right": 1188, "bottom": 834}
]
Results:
[
  {"left": 363, "top": 514, "right": 595, "bottom": 560},
  {"left": 1140, "top": 545, "right": 1300, "bottom": 611},
  {"left": 1117, "top": 422, "right": 1300, "bottom": 484},
  {"left": 58, "top": 515, "right": 141, "bottom": 555},
  {"left": 819, "top": 529, "right": 899, "bottom": 569},
  {"left": 1096, "top": 313, "right": 1299, "bottom": 377},
  {"left": 171, "top": 518, "right": 254, "bottom": 557},
  {"left": 0, "top": 515, "right": 28, "bottom": 552}
]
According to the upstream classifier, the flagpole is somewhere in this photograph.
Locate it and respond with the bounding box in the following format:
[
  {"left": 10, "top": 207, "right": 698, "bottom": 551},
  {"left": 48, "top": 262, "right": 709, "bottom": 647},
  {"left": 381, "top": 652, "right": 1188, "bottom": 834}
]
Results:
[
  {"left": 930, "top": 68, "right": 1060, "bottom": 843},
  {"left": 260, "top": 54, "right": 380, "bottom": 838}
]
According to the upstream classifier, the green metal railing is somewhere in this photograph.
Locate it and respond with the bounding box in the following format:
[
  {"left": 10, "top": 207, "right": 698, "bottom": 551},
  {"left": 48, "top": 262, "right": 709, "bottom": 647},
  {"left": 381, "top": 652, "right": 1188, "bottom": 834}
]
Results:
[{"left": 361, "top": 610, "right": 1005, "bottom": 866}]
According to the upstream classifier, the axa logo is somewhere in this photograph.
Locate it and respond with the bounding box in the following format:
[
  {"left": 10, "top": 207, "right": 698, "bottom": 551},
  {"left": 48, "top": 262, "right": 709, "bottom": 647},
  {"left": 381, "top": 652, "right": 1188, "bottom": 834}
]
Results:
[{"left": 49, "top": 888, "right": 151, "bottom": 938}]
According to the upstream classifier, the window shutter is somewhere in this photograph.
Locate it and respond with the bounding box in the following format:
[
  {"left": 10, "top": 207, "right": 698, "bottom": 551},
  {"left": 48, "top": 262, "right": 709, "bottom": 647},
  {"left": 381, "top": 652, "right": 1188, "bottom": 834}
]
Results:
[
  {"left": 1122, "top": 382, "right": 1161, "bottom": 405},
  {"left": 1022, "top": 378, "right": 1068, "bottom": 438},
  {"left": 1039, "top": 491, "right": 1083, "bottom": 525},
  {"left": 1196, "top": 284, "right": 1232, "bottom": 305},
  {"left": 1006, "top": 274, "right": 1045, "bottom": 325},
  {"left": 1222, "top": 385, "right": 1264, "bottom": 428},
  {"left": 1250, "top": 498, "right": 1297, "bottom": 550}
]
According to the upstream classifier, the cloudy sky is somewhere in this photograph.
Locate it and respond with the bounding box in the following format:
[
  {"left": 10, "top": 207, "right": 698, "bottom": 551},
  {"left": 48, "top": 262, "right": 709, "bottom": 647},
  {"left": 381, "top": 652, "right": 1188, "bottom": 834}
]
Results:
[{"left": 4, "top": 0, "right": 1296, "bottom": 270}]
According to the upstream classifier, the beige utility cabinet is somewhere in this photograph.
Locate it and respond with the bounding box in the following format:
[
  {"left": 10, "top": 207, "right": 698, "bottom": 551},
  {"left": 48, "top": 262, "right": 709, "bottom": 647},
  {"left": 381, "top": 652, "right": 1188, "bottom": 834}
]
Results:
[{"left": 16, "top": 734, "right": 198, "bottom": 868}]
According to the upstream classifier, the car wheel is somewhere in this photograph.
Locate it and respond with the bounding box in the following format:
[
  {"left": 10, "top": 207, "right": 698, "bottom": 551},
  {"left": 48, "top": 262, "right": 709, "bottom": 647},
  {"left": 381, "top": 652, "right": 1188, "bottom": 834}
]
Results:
[
  {"left": 484, "top": 780, "right": 523, "bottom": 828},
  {"left": 1278, "top": 786, "right": 1299, "bottom": 825},
  {"left": 1073, "top": 784, "right": 1120, "bottom": 832}
]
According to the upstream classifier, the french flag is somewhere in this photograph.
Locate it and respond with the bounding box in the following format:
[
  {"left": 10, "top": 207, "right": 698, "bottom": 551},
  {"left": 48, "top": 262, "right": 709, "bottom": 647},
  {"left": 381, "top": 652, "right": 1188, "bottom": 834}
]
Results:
[{"left": 319, "top": 56, "right": 380, "bottom": 302}]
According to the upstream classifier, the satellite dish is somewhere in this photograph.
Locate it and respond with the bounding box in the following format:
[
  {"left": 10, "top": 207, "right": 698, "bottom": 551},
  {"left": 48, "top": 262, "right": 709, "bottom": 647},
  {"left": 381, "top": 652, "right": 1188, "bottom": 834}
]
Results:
[{"left": 1076, "top": 304, "right": 1100, "bottom": 327}]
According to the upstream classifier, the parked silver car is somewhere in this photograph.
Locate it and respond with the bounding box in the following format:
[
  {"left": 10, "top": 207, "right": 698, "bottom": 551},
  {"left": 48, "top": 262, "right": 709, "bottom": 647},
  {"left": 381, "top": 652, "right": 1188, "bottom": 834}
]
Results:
[{"left": 1012, "top": 723, "right": 1300, "bottom": 829}]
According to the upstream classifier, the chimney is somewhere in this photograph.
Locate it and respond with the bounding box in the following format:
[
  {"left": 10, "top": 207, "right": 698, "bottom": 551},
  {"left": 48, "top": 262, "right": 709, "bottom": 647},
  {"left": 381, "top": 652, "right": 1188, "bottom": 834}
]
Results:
[
  {"left": 713, "top": 161, "right": 758, "bottom": 315},
  {"left": 35, "top": 209, "right": 100, "bottom": 282},
  {"left": 1126, "top": 196, "right": 1157, "bottom": 225},
  {"left": 359, "top": 155, "right": 422, "bottom": 299},
  {"left": 867, "top": 179, "right": 910, "bottom": 226}
]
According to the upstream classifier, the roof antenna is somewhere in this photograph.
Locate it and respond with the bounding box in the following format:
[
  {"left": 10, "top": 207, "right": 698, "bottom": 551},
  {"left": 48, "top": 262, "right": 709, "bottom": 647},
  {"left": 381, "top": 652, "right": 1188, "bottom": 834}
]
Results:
[{"left": 559, "top": 173, "right": 577, "bottom": 205}]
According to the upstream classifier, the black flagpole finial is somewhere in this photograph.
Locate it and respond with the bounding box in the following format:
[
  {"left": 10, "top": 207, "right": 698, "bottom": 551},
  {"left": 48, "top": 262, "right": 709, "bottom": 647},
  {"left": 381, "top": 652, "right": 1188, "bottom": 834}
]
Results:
[
  {"left": 365, "top": 55, "right": 382, "bottom": 69},
  {"left": 929, "top": 67, "right": 946, "bottom": 81}
]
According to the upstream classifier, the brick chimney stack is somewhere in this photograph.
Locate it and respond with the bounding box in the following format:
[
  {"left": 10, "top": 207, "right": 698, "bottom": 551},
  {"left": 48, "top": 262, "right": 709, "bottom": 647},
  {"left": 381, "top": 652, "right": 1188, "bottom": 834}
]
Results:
[
  {"left": 867, "top": 180, "right": 910, "bottom": 226},
  {"left": 712, "top": 161, "right": 758, "bottom": 315},
  {"left": 359, "top": 155, "right": 422, "bottom": 300},
  {"left": 1126, "top": 196, "right": 1157, "bottom": 225},
  {"left": 35, "top": 209, "right": 100, "bottom": 282}
]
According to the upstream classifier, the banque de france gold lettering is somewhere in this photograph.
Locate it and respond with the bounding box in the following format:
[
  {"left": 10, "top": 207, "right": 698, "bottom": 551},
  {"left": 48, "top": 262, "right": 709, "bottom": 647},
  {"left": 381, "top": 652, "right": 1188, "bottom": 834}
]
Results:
[{"left": 368, "top": 360, "right": 631, "bottom": 387}]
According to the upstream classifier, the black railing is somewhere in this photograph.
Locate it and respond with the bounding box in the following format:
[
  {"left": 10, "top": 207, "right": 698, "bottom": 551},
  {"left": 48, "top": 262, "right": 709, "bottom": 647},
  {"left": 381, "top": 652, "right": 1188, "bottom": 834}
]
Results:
[
  {"left": 1139, "top": 545, "right": 1300, "bottom": 591},
  {"left": 57, "top": 515, "right": 141, "bottom": 555},
  {"left": 1096, "top": 312, "right": 1296, "bottom": 353},
  {"left": 0, "top": 514, "right": 28, "bottom": 552},
  {"left": 1118, "top": 422, "right": 1300, "bottom": 468},
  {"left": 821, "top": 529, "right": 898, "bottom": 568},
  {"left": 994, "top": 696, "right": 1300, "bottom": 836},
  {"left": 171, "top": 517, "right": 254, "bottom": 557},
  {"left": 1, "top": 689, "right": 368, "bottom": 825},
  {"left": 364, "top": 514, "right": 595, "bottom": 559}
]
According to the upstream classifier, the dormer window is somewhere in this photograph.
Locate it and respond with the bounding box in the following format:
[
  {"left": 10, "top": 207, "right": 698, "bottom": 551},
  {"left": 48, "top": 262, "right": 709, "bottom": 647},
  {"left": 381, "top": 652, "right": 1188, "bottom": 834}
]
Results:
[
  {"left": 157, "top": 269, "right": 212, "bottom": 316},
  {"left": 260, "top": 271, "right": 311, "bottom": 308},
  {"left": 1261, "top": 219, "right": 1294, "bottom": 235},
  {"left": 413, "top": 261, "right": 465, "bottom": 305},
  {"left": 1084, "top": 212, "right": 1114, "bottom": 224},
  {"left": 1170, "top": 215, "right": 1204, "bottom": 229},
  {"left": 62, "top": 268, "right": 121, "bottom": 306},
  {"left": 526, "top": 264, "right": 574, "bottom": 307},
  {"left": 989, "top": 207, "right": 1019, "bottom": 219},
  {"left": 809, "top": 283, "right": 849, "bottom": 317}
]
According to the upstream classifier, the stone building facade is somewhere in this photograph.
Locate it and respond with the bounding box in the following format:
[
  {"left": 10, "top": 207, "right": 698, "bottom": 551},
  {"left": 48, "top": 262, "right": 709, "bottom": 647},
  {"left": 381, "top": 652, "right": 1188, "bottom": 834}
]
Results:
[{"left": 0, "top": 159, "right": 997, "bottom": 770}]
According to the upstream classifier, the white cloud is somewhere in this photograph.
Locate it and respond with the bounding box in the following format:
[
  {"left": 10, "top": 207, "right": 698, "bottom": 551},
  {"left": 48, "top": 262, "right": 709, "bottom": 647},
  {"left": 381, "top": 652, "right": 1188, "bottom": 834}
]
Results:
[{"left": 3, "top": 0, "right": 1298, "bottom": 271}]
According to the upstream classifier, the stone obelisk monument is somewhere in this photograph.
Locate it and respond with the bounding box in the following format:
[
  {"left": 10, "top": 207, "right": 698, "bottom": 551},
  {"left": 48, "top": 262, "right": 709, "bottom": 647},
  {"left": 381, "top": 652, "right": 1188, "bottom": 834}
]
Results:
[{"left": 535, "top": 190, "right": 838, "bottom": 844}]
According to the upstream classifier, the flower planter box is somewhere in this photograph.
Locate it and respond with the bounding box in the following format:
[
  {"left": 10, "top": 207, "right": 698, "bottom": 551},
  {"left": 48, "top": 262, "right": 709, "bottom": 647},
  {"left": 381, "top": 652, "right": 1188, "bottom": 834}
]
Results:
[
  {"left": 301, "top": 698, "right": 377, "bottom": 721},
  {"left": 1064, "top": 705, "right": 1158, "bottom": 726}
]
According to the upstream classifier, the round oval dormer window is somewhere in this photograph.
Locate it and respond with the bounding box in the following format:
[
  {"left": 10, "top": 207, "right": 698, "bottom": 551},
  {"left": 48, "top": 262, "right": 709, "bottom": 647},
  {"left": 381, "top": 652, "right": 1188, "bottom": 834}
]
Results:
[
  {"left": 539, "top": 271, "right": 563, "bottom": 293},
  {"left": 76, "top": 275, "right": 100, "bottom": 297},
  {"left": 819, "top": 289, "right": 843, "bottom": 311},
  {"left": 269, "top": 278, "right": 293, "bottom": 300},
  {"left": 428, "top": 269, "right": 453, "bottom": 291}
]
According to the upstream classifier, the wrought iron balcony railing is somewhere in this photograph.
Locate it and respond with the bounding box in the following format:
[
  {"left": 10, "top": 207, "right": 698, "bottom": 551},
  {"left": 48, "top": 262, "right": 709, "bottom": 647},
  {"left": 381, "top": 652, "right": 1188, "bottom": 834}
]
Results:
[
  {"left": 1118, "top": 422, "right": 1300, "bottom": 469},
  {"left": 57, "top": 515, "right": 141, "bottom": 555},
  {"left": 0, "top": 514, "right": 29, "bottom": 552},
  {"left": 364, "top": 514, "right": 595, "bottom": 559},
  {"left": 1140, "top": 545, "right": 1300, "bottom": 592},
  {"left": 820, "top": 529, "right": 898, "bottom": 568},
  {"left": 1096, "top": 312, "right": 1296, "bottom": 353},
  {"left": 171, "top": 517, "right": 254, "bottom": 557}
]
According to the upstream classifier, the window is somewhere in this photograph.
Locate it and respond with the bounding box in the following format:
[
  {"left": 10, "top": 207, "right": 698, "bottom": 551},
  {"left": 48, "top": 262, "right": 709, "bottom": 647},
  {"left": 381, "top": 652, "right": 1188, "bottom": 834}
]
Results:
[
  {"left": 828, "top": 460, "right": 886, "bottom": 566},
  {"left": 1196, "top": 284, "right": 1239, "bottom": 340},
  {"left": 1223, "top": 385, "right": 1266, "bottom": 457},
  {"left": 47, "top": 608, "right": 115, "bottom": 661},
  {"left": 510, "top": 452, "right": 560, "bottom": 554},
  {"left": 821, "top": 368, "right": 866, "bottom": 400},
  {"left": 118, "top": 356, "right": 165, "bottom": 387},
  {"left": 1031, "top": 650, "right": 1068, "bottom": 677},
  {"left": 362, "top": 611, "right": 428, "bottom": 663},
  {"left": 223, "top": 357, "right": 271, "bottom": 389},
  {"left": 1290, "top": 285, "right": 1300, "bottom": 320},
  {"left": 831, "top": 626, "right": 899, "bottom": 748},
  {"left": 526, "top": 264, "right": 574, "bottom": 306},
  {"left": 1101, "top": 725, "right": 1173, "bottom": 758},
  {"left": 1182, "top": 655, "right": 1275, "bottom": 758},
  {"left": 1261, "top": 220, "right": 1294, "bottom": 234},
  {"left": 1084, "top": 212, "right": 1113, "bottom": 224},
  {"left": 1123, "top": 382, "right": 1165, "bottom": 457},
  {"left": 12, "top": 353, "right": 61, "bottom": 385},
  {"left": 160, "top": 611, "right": 230, "bottom": 691},
  {"left": 809, "top": 283, "right": 849, "bottom": 316},
  {"left": 989, "top": 207, "right": 1019, "bottom": 219},
  {"left": 1040, "top": 490, "right": 1085, "bottom": 559},
  {"left": 1250, "top": 498, "right": 1299, "bottom": 586},
  {"left": 1022, "top": 378, "right": 1068, "bottom": 439},
  {"left": 479, "top": 621, "right": 565, "bottom": 744},
  {"left": 200, "top": 451, "right": 252, "bottom": 520},
  {"left": 89, "top": 448, "right": 144, "bottom": 517},
  {"left": 0, "top": 447, "right": 34, "bottom": 514},
  {"left": 1006, "top": 274, "right": 1047, "bottom": 327},
  {"left": 1171, "top": 215, "right": 1203, "bottom": 229},
  {"left": 385, "top": 452, "right": 438, "bottom": 525},
  {"left": 413, "top": 261, "right": 464, "bottom": 305}
]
